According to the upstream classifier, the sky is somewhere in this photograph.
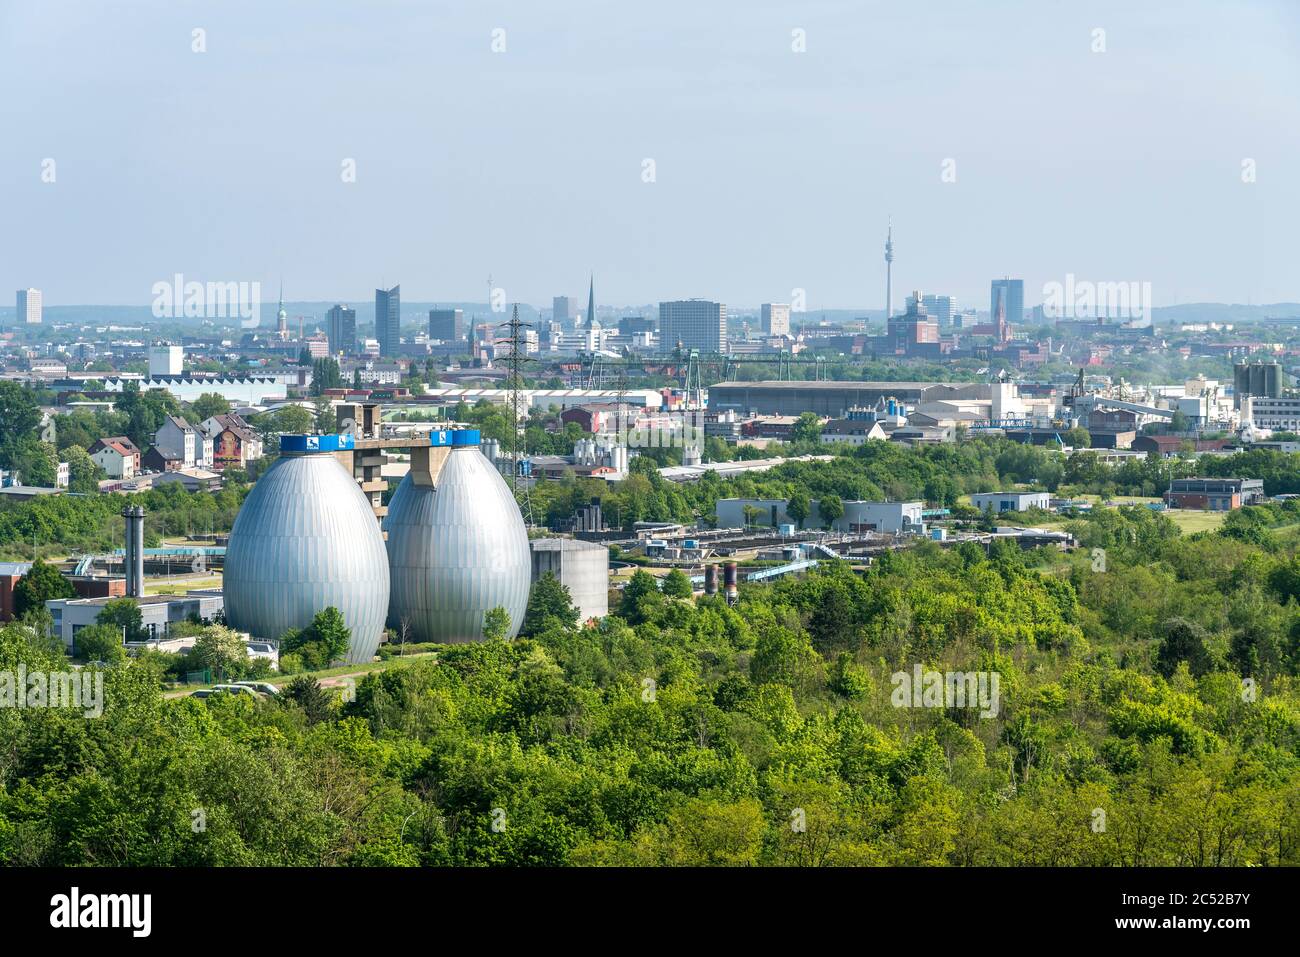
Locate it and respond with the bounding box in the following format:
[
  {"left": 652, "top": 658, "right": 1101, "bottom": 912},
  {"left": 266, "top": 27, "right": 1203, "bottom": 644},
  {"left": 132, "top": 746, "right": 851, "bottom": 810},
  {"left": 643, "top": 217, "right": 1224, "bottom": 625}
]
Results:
[{"left": 2, "top": 0, "right": 1298, "bottom": 312}]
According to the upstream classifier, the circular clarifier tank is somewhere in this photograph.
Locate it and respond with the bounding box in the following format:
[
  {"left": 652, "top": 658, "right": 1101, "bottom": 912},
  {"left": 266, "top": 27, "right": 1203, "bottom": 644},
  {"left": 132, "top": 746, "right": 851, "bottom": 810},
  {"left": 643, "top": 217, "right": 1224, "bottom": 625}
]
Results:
[
  {"left": 223, "top": 447, "right": 390, "bottom": 663},
  {"left": 385, "top": 435, "right": 530, "bottom": 643}
]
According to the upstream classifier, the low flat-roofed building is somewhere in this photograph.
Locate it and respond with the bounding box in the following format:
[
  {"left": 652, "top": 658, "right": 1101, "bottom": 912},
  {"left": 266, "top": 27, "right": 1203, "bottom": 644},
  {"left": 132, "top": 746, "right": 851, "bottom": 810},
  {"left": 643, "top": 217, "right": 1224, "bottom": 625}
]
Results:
[
  {"left": 45, "top": 591, "right": 225, "bottom": 653},
  {"left": 970, "top": 491, "right": 1052, "bottom": 513},
  {"left": 1164, "top": 477, "right": 1264, "bottom": 511}
]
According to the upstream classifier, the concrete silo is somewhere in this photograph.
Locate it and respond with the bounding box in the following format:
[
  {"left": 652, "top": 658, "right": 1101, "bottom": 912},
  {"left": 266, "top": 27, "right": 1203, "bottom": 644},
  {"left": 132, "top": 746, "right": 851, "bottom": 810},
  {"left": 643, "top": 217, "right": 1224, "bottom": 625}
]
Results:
[
  {"left": 385, "top": 429, "right": 531, "bottom": 642},
  {"left": 529, "top": 538, "right": 610, "bottom": 623},
  {"left": 223, "top": 434, "right": 390, "bottom": 663}
]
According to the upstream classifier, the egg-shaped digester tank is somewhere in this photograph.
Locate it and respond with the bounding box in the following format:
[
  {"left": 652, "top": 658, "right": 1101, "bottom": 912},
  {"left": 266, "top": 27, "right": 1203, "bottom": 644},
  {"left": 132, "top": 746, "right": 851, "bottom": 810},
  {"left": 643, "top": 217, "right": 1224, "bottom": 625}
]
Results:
[
  {"left": 385, "top": 433, "right": 530, "bottom": 643},
  {"left": 223, "top": 443, "right": 390, "bottom": 663}
]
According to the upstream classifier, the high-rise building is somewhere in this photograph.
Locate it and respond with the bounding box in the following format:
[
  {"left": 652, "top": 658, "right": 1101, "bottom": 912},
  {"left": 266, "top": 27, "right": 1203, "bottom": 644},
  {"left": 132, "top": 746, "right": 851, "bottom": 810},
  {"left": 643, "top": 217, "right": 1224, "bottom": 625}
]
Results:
[
  {"left": 428, "top": 308, "right": 465, "bottom": 344},
  {"left": 326, "top": 305, "right": 357, "bottom": 355},
  {"left": 990, "top": 279, "right": 1024, "bottom": 324},
  {"left": 760, "top": 303, "right": 791, "bottom": 336},
  {"left": 659, "top": 300, "right": 726, "bottom": 352},
  {"left": 375, "top": 285, "right": 400, "bottom": 357},
  {"left": 16, "top": 288, "right": 42, "bottom": 325},
  {"left": 553, "top": 295, "right": 576, "bottom": 327},
  {"left": 906, "top": 294, "right": 955, "bottom": 327}
]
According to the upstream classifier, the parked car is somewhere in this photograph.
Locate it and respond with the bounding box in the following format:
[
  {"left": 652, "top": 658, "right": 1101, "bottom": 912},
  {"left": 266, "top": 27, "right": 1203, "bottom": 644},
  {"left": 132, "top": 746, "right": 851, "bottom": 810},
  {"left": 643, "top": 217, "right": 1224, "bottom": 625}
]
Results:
[
  {"left": 232, "top": 681, "right": 280, "bottom": 696},
  {"left": 245, "top": 641, "right": 280, "bottom": 671},
  {"left": 211, "top": 683, "right": 260, "bottom": 697}
]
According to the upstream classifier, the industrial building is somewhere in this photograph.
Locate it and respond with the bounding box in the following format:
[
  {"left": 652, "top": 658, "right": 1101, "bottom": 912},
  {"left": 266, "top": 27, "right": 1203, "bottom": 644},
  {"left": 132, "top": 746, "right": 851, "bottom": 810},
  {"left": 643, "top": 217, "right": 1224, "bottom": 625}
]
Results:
[
  {"left": 45, "top": 505, "right": 224, "bottom": 652},
  {"left": 970, "top": 491, "right": 1052, "bottom": 513},
  {"left": 708, "top": 380, "right": 995, "bottom": 418},
  {"left": 47, "top": 592, "right": 225, "bottom": 654},
  {"left": 385, "top": 429, "right": 531, "bottom": 643},
  {"left": 529, "top": 539, "right": 610, "bottom": 623},
  {"left": 1164, "top": 477, "right": 1264, "bottom": 511},
  {"left": 714, "top": 497, "right": 924, "bottom": 535},
  {"left": 1233, "top": 361, "right": 1282, "bottom": 409},
  {"left": 0, "top": 562, "right": 33, "bottom": 621},
  {"left": 1242, "top": 395, "right": 1300, "bottom": 432},
  {"left": 223, "top": 433, "right": 391, "bottom": 663}
]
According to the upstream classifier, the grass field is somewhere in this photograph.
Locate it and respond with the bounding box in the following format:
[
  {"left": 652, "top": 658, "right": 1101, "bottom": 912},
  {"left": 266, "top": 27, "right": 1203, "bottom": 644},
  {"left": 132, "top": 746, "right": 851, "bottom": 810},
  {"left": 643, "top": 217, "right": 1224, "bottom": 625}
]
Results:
[{"left": 1162, "top": 510, "right": 1229, "bottom": 534}]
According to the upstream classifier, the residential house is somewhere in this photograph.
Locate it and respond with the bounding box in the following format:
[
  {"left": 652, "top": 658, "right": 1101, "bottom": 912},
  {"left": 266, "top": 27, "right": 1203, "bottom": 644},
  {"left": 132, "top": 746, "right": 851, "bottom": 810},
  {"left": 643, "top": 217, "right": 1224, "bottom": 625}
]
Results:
[
  {"left": 89, "top": 436, "right": 141, "bottom": 479},
  {"left": 200, "top": 413, "right": 263, "bottom": 470},
  {"left": 155, "top": 414, "right": 212, "bottom": 468}
]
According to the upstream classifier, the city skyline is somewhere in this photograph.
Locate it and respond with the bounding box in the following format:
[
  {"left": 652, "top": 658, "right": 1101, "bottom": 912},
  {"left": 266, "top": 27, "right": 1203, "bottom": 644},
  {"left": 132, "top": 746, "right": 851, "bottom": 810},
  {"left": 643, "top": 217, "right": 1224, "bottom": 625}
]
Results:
[{"left": 3, "top": 0, "right": 1298, "bottom": 308}]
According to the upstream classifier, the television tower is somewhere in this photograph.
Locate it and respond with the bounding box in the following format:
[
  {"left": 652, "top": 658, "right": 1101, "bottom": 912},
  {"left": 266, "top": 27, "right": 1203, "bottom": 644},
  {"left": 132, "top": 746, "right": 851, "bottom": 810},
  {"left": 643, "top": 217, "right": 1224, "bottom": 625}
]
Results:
[{"left": 884, "top": 219, "right": 894, "bottom": 321}]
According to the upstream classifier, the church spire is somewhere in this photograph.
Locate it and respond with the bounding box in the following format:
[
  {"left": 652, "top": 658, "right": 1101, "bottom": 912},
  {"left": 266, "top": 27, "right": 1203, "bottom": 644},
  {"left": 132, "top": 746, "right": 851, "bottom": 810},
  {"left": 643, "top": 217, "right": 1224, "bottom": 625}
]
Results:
[{"left": 586, "top": 273, "right": 595, "bottom": 327}]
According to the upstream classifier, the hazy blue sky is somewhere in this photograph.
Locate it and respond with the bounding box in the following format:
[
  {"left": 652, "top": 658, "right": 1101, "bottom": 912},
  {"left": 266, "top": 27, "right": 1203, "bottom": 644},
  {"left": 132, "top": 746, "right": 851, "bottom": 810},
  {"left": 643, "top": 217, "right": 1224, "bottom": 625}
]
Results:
[{"left": 3, "top": 0, "right": 1298, "bottom": 311}]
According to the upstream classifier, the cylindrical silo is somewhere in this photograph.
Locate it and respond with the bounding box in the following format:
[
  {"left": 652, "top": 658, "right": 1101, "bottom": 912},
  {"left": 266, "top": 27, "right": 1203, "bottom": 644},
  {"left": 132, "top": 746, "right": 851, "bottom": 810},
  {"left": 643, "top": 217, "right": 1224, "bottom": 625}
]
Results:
[
  {"left": 385, "top": 431, "right": 531, "bottom": 643},
  {"left": 704, "top": 564, "right": 718, "bottom": 596},
  {"left": 223, "top": 442, "right": 390, "bottom": 663}
]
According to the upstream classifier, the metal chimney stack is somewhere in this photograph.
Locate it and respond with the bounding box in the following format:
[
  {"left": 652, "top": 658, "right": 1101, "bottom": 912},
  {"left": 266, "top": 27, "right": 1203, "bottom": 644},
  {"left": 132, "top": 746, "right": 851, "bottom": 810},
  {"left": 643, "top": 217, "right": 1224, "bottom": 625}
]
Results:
[
  {"left": 122, "top": 505, "right": 145, "bottom": 598},
  {"left": 704, "top": 564, "right": 718, "bottom": 596},
  {"left": 723, "top": 562, "right": 739, "bottom": 605}
]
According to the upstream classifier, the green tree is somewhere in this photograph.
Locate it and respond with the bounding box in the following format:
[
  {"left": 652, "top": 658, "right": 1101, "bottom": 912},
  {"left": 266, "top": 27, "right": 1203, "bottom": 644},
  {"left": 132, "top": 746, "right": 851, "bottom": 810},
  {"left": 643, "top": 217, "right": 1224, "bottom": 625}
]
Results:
[
  {"left": 618, "top": 570, "right": 663, "bottom": 625},
  {"left": 1063, "top": 427, "right": 1091, "bottom": 449},
  {"left": 520, "top": 572, "right": 580, "bottom": 636},
  {"left": 73, "top": 622, "right": 127, "bottom": 663},
  {"left": 1156, "top": 617, "right": 1213, "bottom": 678},
  {"left": 308, "top": 607, "right": 352, "bottom": 662},
  {"left": 190, "top": 392, "right": 231, "bottom": 423},
  {"left": 194, "top": 624, "right": 249, "bottom": 680},
  {"left": 283, "top": 675, "right": 334, "bottom": 724},
  {"left": 63, "top": 445, "right": 105, "bottom": 493},
  {"left": 483, "top": 606, "right": 512, "bottom": 642},
  {"left": 787, "top": 491, "right": 811, "bottom": 529},
  {"left": 661, "top": 569, "right": 693, "bottom": 599},
  {"left": 791, "top": 412, "right": 823, "bottom": 446},
  {"left": 96, "top": 597, "right": 147, "bottom": 641},
  {"left": 0, "top": 381, "right": 41, "bottom": 471},
  {"left": 818, "top": 493, "right": 844, "bottom": 529},
  {"left": 12, "top": 559, "right": 75, "bottom": 617}
]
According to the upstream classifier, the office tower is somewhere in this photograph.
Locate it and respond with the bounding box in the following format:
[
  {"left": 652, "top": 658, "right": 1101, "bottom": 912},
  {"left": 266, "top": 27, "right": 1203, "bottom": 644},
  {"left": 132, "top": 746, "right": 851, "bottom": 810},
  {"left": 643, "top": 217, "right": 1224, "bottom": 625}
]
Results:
[
  {"left": 16, "top": 288, "right": 42, "bottom": 325},
  {"left": 326, "top": 304, "right": 357, "bottom": 355},
  {"left": 884, "top": 220, "right": 894, "bottom": 319},
  {"left": 375, "top": 285, "right": 400, "bottom": 357},
  {"left": 760, "top": 303, "right": 791, "bottom": 336},
  {"left": 428, "top": 308, "right": 465, "bottom": 343},
  {"left": 914, "top": 294, "right": 955, "bottom": 327},
  {"left": 553, "top": 295, "right": 576, "bottom": 327},
  {"left": 990, "top": 278, "right": 1024, "bottom": 324},
  {"left": 659, "top": 300, "right": 727, "bottom": 352}
]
